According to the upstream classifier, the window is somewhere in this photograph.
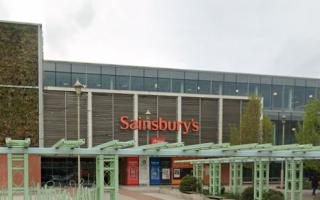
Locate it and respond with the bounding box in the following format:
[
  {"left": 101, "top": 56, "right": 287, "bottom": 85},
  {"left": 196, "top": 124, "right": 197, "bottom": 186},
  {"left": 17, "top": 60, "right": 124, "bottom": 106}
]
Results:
[
  {"left": 223, "top": 82, "right": 236, "bottom": 95},
  {"left": 260, "top": 84, "right": 271, "bottom": 108},
  {"left": 212, "top": 81, "right": 221, "bottom": 95},
  {"left": 249, "top": 83, "right": 259, "bottom": 96},
  {"left": 44, "top": 71, "right": 55, "bottom": 86},
  {"left": 272, "top": 85, "right": 282, "bottom": 109},
  {"left": 158, "top": 78, "right": 171, "bottom": 92},
  {"left": 144, "top": 77, "right": 157, "bottom": 91},
  {"left": 236, "top": 83, "right": 248, "bottom": 96},
  {"left": 172, "top": 79, "right": 184, "bottom": 93},
  {"left": 131, "top": 76, "right": 143, "bottom": 91},
  {"left": 283, "top": 86, "right": 293, "bottom": 109},
  {"left": 72, "top": 73, "right": 86, "bottom": 86},
  {"left": 87, "top": 74, "right": 101, "bottom": 88},
  {"left": 294, "top": 86, "right": 305, "bottom": 110},
  {"left": 306, "top": 87, "right": 316, "bottom": 101},
  {"left": 198, "top": 80, "right": 211, "bottom": 94},
  {"left": 56, "top": 72, "right": 71, "bottom": 87},
  {"left": 102, "top": 75, "right": 114, "bottom": 89},
  {"left": 184, "top": 79, "right": 197, "bottom": 93}
]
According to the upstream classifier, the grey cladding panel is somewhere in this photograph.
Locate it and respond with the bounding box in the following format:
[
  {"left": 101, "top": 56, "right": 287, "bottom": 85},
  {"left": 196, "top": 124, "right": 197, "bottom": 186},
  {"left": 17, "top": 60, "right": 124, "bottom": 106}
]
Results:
[
  {"left": 92, "top": 93, "right": 113, "bottom": 146},
  {"left": 200, "top": 98, "right": 218, "bottom": 143},
  {"left": 114, "top": 94, "right": 134, "bottom": 142},
  {"left": 182, "top": 97, "right": 200, "bottom": 145},
  {"left": 158, "top": 96, "right": 177, "bottom": 143},
  {"left": 223, "top": 99, "right": 240, "bottom": 142}
]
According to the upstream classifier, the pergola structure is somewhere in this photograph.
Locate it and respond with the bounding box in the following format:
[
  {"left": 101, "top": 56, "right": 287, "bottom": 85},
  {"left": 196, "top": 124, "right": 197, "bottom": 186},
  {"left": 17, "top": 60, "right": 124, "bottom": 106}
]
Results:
[{"left": 2, "top": 139, "right": 320, "bottom": 200}]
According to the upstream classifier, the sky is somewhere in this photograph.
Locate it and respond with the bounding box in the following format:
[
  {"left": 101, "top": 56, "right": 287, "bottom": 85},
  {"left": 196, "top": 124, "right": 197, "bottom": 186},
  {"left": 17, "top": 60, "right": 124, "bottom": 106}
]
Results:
[{"left": 1, "top": 0, "right": 320, "bottom": 78}]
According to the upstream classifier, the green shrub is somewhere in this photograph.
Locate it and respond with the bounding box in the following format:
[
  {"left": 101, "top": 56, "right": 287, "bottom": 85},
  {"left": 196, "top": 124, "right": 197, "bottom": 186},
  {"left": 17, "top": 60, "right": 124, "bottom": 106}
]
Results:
[
  {"left": 240, "top": 187, "right": 254, "bottom": 200},
  {"left": 263, "top": 189, "right": 284, "bottom": 200},
  {"left": 179, "top": 175, "right": 201, "bottom": 193}
]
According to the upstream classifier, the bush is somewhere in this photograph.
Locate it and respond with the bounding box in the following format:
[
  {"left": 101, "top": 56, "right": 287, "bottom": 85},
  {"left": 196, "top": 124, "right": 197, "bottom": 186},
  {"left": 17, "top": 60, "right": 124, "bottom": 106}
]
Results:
[
  {"left": 240, "top": 187, "right": 254, "bottom": 200},
  {"left": 179, "top": 175, "right": 201, "bottom": 193},
  {"left": 263, "top": 189, "right": 283, "bottom": 200}
]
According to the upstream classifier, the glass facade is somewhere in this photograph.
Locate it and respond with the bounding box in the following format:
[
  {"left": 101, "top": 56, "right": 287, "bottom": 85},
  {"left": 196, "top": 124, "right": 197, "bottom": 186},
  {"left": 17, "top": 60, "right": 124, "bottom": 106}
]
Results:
[{"left": 44, "top": 61, "right": 320, "bottom": 111}]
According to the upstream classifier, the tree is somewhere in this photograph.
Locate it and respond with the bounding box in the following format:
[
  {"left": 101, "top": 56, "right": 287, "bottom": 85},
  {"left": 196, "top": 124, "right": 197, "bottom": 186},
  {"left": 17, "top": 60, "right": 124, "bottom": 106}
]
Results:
[
  {"left": 230, "top": 96, "right": 273, "bottom": 145},
  {"left": 295, "top": 99, "right": 320, "bottom": 173}
]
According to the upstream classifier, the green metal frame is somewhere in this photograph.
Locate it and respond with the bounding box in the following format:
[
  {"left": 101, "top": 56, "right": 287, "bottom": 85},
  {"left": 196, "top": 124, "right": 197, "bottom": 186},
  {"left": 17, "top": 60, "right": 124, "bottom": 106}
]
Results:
[
  {"left": 254, "top": 159, "right": 270, "bottom": 200},
  {"left": 284, "top": 159, "right": 303, "bottom": 200},
  {"left": 229, "top": 162, "right": 243, "bottom": 195},
  {"left": 209, "top": 162, "right": 221, "bottom": 196},
  {"left": 193, "top": 163, "right": 203, "bottom": 192}
]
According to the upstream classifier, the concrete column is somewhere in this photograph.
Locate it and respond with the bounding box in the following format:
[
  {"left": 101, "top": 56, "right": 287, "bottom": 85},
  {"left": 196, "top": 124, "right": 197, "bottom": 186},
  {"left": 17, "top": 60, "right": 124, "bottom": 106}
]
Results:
[
  {"left": 38, "top": 25, "right": 44, "bottom": 147},
  {"left": 218, "top": 98, "right": 223, "bottom": 144},
  {"left": 177, "top": 96, "right": 182, "bottom": 143},
  {"left": 87, "top": 92, "right": 93, "bottom": 148},
  {"left": 133, "top": 94, "right": 139, "bottom": 147}
]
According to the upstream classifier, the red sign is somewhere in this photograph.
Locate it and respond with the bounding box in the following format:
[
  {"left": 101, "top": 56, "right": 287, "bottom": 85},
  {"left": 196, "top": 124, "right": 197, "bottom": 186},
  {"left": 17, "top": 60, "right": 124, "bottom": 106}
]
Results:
[
  {"left": 119, "top": 116, "right": 200, "bottom": 134},
  {"left": 150, "top": 137, "right": 166, "bottom": 144}
]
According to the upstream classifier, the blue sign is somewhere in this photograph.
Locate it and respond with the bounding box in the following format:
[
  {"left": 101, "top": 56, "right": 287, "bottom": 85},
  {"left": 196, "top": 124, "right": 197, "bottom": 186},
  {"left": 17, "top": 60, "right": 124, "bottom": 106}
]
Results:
[{"left": 149, "top": 157, "right": 161, "bottom": 185}]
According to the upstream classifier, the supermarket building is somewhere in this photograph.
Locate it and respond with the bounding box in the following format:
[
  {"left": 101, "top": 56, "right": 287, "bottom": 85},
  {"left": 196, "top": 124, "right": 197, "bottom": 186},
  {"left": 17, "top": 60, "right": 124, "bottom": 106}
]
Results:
[{"left": 1, "top": 20, "right": 319, "bottom": 186}]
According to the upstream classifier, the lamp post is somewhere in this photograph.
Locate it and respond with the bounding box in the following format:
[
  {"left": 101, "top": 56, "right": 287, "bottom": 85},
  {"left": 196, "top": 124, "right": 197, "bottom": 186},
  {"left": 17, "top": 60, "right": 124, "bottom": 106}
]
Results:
[
  {"left": 74, "top": 80, "right": 84, "bottom": 187},
  {"left": 145, "top": 110, "right": 151, "bottom": 144},
  {"left": 280, "top": 114, "right": 286, "bottom": 189}
]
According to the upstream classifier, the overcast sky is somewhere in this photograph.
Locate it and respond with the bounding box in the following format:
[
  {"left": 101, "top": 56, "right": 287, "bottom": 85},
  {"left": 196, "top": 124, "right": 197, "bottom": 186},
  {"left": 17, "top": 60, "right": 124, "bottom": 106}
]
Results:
[{"left": 1, "top": 0, "right": 320, "bottom": 78}]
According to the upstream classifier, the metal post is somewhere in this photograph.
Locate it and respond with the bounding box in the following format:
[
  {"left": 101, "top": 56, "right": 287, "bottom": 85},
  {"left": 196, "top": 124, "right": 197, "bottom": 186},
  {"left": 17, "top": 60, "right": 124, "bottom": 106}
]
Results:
[
  {"left": 209, "top": 162, "right": 221, "bottom": 196},
  {"left": 87, "top": 92, "right": 92, "bottom": 148},
  {"left": 8, "top": 153, "right": 13, "bottom": 200},
  {"left": 133, "top": 94, "right": 138, "bottom": 147},
  {"left": 77, "top": 94, "right": 81, "bottom": 187},
  {"left": 177, "top": 96, "right": 182, "bottom": 143},
  {"left": 281, "top": 115, "right": 286, "bottom": 189},
  {"left": 23, "top": 153, "right": 29, "bottom": 200},
  {"left": 254, "top": 160, "right": 269, "bottom": 200},
  {"left": 96, "top": 154, "right": 104, "bottom": 200},
  {"left": 218, "top": 98, "right": 223, "bottom": 144}
]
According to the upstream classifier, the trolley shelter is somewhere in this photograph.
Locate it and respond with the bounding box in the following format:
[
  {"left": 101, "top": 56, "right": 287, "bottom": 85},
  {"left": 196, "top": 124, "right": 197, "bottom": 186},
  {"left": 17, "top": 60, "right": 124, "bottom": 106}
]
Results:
[{"left": 1, "top": 139, "right": 320, "bottom": 200}]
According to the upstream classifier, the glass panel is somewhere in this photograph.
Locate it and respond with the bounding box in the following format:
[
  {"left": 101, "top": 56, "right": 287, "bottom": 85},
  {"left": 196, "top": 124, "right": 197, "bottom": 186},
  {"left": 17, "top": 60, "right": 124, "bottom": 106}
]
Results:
[
  {"left": 198, "top": 80, "right": 210, "bottom": 94},
  {"left": 87, "top": 74, "right": 101, "bottom": 88},
  {"left": 158, "top": 78, "right": 171, "bottom": 92},
  {"left": 249, "top": 83, "right": 259, "bottom": 96},
  {"left": 223, "top": 82, "right": 236, "bottom": 95},
  {"left": 116, "top": 75, "right": 130, "bottom": 90},
  {"left": 72, "top": 73, "right": 86, "bottom": 86},
  {"left": 236, "top": 82, "right": 248, "bottom": 96},
  {"left": 101, "top": 75, "right": 114, "bottom": 89},
  {"left": 272, "top": 85, "right": 282, "bottom": 109},
  {"left": 44, "top": 71, "right": 55, "bottom": 86},
  {"left": 283, "top": 86, "right": 293, "bottom": 110},
  {"left": 131, "top": 76, "right": 143, "bottom": 91},
  {"left": 172, "top": 79, "right": 184, "bottom": 93},
  {"left": 212, "top": 81, "right": 221, "bottom": 95},
  {"left": 56, "top": 72, "right": 71, "bottom": 87},
  {"left": 306, "top": 87, "right": 316, "bottom": 100},
  {"left": 184, "top": 79, "right": 197, "bottom": 93},
  {"left": 44, "top": 62, "right": 55, "bottom": 71},
  {"left": 294, "top": 86, "right": 305, "bottom": 110},
  {"left": 144, "top": 77, "right": 157, "bottom": 91},
  {"left": 260, "top": 84, "right": 271, "bottom": 108}
]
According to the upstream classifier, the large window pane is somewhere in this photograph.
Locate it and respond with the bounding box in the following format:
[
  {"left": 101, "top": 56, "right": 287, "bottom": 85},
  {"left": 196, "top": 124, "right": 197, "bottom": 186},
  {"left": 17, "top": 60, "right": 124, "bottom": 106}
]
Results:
[
  {"left": 198, "top": 80, "right": 210, "bottom": 94},
  {"left": 184, "top": 79, "right": 197, "bottom": 93},
  {"left": 158, "top": 78, "right": 171, "bottom": 92},
  {"left": 283, "top": 86, "right": 293, "bottom": 110},
  {"left": 260, "top": 84, "right": 271, "bottom": 108},
  {"left": 72, "top": 73, "right": 86, "bottom": 86},
  {"left": 294, "top": 86, "right": 305, "bottom": 110},
  {"left": 56, "top": 72, "right": 71, "bottom": 87},
  {"left": 101, "top": 75, "right": 114, "bottom": 89},
  {"left": 87, "top": 74, "right": 101, "bottom": 88},
  {"left": 131, "top": 76, "right": 143, "bottom": 91},
  {"left": 144, "top": 77, "right": 157, "bottom": 91},
  {"left": 212, "top": 81, "right": 221, "bottom": 95},
  {"left": 223, "top": 82, "right": 236, "bottom": 95},
  {"left": 116, "top": 75, "right": 129, "bottom": 90},
  {"left": 44, "top": 71, "right": 55, "bottom": 86},
  {"left": 249, "top": 83, "right": 259, "bottom": 96},
  {"left": 236, "top": 83, "right": 248, "bottom": 96},
  {"left": 306, "top": 87, "right": 316, "bottom": 100},
  {"left": 272, "top": 85, "right": 282, "bottom": 109},
  {"left": 172, "top": 79, "right": 184, "bottom": 93}
]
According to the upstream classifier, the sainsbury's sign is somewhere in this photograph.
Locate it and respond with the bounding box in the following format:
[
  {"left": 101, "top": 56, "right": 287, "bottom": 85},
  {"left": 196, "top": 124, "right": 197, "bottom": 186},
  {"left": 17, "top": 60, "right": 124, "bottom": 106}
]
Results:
[{"left": 120, "top": 116, "right": 200, "bottom": 134}]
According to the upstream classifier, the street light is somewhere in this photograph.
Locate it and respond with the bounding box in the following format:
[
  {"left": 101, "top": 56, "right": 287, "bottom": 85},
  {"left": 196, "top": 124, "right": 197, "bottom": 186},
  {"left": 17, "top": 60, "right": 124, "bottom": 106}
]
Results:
[
  {"left": 280, "top": 114, "right": 286, "bottom": 189},
  {"left": 145, "top": 109, "right": 151, "bottom": 144},
  {"left": 74, "top": 79, "right": 84, "bottom": 187}
]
